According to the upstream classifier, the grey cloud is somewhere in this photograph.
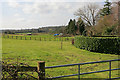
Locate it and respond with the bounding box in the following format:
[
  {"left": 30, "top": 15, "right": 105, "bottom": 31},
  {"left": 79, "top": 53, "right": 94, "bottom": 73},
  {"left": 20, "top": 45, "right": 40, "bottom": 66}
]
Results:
[{"left": 2, "top": 1, "right": 102, "bottom": 29}]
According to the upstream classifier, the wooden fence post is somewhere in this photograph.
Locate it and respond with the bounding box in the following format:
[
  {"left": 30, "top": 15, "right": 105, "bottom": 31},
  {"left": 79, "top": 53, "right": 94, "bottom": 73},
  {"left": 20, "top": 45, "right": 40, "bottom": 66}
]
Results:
[
  {"left": 61, "top": 37, "right": 63, "bottom": 49},
  {"left": 40, "top": 37, "right": 41, "bottom": 41},
  {"left": 59, "top": 37, "right": 61, "bottom": 41},
  {"left": 37, "top": 61, "right": 45, "bottom": 80},
  {"left": 30, "top": 37, "right": 31, "bottom": 40},
  {"left": 44, "top": 38, "right": 46, "bottom": 41},
  {"left": 2, "top": 35, "right": 4, "bottom": 38},
  {"left": 57, "top": 37, "right": 58, "bottom": 41},
  {"left": 61, "top": 40, "right": 62, "bottom": 49},
  {"left": 49, "top": 38, "right": 51, "bottom": 41},
  {"left": 67, "top": 37, "right": 69, "bottom": 41},
  {"left": 25, "top": 37, "right": 26, "bottom": 40},
  {"left": 8, "top": 35, "right": 9, "bottom": 38},
  {"left": 65, "top": 38, "right": 66, "bottom": 41},
  {"left": 72, "top": 38, "right": 74, "bottom": 45},
  {"left": 16, "top": 36, "right": 17, "bottom": 39},
  {"left": 21, "top": 36, "right": 22, "bottom": 40}
]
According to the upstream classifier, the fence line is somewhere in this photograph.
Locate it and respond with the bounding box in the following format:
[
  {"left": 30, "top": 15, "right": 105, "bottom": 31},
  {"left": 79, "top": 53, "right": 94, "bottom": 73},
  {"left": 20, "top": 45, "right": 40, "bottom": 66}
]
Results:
[
  {"left": 3, "top": 35, "right": 73, "bottom": 41},
  {"left": 45, "top": 59, "right": 120, "bottom": 80},
  {"left": 2, "top": 59, "right": 120, "bottom": 80}
]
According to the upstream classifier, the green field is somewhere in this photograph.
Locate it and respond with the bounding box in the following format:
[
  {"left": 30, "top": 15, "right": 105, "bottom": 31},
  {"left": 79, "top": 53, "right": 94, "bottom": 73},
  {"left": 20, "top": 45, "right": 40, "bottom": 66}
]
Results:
[{"left": 2, "top": 35, "right": 119, "bottom": 79}]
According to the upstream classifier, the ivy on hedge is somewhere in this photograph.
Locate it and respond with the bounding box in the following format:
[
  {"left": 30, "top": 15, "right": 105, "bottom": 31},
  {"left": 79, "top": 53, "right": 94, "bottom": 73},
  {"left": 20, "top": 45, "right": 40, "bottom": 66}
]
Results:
[{"left": 74, "top": 36, "right": 120, "bottom": 54}]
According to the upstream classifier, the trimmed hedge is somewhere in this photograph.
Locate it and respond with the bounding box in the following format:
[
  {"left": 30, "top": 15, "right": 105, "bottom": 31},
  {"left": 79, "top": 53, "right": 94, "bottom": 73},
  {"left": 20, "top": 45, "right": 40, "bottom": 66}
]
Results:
[{"left": 74, "top": 36, "right": 120, "bottom": 54}]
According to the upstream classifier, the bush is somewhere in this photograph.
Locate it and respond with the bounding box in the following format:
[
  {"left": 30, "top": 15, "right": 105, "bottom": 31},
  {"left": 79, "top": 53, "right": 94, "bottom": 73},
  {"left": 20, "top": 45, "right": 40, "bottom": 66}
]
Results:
[
  {"left": 103, "top": 26, "right": 115, "bottom": 35},
  {"left": 82, "top": 30, "right": 87, "bottom": 36},
  {"left": 74, "top": 36, "right": 120, "bottom": 54}
]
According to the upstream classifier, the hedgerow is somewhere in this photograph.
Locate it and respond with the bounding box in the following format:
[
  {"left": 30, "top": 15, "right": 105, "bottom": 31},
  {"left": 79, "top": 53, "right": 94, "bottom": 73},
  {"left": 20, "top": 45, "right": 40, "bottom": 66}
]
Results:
[{"left": 74, "top": 36, "right": 120, "bottom": 54}]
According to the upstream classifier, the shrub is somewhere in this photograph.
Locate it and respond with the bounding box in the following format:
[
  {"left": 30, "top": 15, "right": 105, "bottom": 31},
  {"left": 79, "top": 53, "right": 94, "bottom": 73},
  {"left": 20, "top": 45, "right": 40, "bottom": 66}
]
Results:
[
  {"left": 74, "top": 36, "right": 120, "bottom": 54},
  {"left": 103, "top": 25, "right": 115, "bottom": 35},
  {"left": 82, "top": 30, "right": 87, "bottom": 36}
]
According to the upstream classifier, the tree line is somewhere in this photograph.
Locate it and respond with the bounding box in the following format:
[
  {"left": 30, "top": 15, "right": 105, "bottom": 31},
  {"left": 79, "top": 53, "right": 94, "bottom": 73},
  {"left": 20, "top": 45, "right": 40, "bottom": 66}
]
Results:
[
  {"left": 65, "top": 0, "right": 120, "bottom": 36},
  {"left": 2, "top": 26, "right": 66, "bottom": 34}
]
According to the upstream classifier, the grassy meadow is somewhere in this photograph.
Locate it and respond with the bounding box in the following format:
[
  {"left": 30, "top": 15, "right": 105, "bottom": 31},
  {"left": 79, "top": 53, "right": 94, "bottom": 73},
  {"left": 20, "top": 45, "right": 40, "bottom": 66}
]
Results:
[{"left": 2, "top": 34, "right": 119, "bottom": 79}]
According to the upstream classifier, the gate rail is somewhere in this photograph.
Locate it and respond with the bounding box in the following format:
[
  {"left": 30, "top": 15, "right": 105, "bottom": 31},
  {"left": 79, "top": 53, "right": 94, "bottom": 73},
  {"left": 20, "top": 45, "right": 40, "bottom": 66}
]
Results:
[
  {"left": 45, "top": 59, "right": 120, "bottom": 80},
  {"left": 2, "top": 59, "right": 120, "bottom": 80}
]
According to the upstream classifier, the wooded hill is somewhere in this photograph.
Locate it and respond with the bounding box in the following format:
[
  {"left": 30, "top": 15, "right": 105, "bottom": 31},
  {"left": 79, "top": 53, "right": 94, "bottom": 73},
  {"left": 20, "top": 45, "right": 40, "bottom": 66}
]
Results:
[{"left": 1, "top": 26, "right": 66, "bottom": 34}]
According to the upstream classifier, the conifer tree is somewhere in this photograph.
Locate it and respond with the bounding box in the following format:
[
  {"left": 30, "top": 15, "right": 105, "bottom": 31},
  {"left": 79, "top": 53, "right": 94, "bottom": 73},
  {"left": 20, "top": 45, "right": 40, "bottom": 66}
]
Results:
[
  {"left": 77, "top": 18, "right": 85, "bottom": 35},
  {"left": 100, "top": 0, "right": 112, "bottom": 16},
  {"left": 66, "top": 19, "right": 77, "bottom": 35}
]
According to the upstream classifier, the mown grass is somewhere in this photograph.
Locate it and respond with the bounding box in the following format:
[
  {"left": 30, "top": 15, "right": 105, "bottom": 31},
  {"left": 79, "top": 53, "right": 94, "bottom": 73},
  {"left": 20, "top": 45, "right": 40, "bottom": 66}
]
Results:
[{"left": 2, "top": 37, "right": 119, "bottom": 79}]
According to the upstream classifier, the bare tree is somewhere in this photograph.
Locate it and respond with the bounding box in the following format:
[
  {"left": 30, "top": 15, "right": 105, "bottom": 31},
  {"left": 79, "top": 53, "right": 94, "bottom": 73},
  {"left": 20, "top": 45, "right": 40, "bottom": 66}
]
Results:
[{"left": 74, "top": 3, "right": 100, "bottom": 27}]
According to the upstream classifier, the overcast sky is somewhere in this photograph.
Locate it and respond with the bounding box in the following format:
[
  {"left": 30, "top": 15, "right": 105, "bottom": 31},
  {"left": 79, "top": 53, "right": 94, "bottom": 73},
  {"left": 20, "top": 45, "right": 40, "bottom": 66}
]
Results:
[{"left": 0, "top": 0, "right": 107, "bottom": 30}]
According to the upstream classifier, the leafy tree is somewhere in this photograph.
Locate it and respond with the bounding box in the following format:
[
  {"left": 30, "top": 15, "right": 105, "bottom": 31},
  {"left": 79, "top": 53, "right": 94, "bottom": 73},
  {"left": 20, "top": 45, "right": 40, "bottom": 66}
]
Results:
[{"left": 100, "top": 0, "right": 112, "bottom": 16}]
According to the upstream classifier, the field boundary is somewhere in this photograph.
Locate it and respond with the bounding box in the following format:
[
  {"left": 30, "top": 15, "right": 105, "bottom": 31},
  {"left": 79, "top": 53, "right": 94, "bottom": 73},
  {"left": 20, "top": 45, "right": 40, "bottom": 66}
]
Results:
[
  {"left": 2, "top": 59, "right": 120, "bottom": 80},
  {"left": 2, "top": 35, "right": 73, "bottom": 41}
]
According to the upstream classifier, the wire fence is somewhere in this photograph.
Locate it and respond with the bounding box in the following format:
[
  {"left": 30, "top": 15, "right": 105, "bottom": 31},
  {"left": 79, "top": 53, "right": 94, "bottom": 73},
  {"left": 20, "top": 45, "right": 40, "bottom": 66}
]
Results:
[{"left": 2, "top": 35, "right": 74, "bottom": 41}]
